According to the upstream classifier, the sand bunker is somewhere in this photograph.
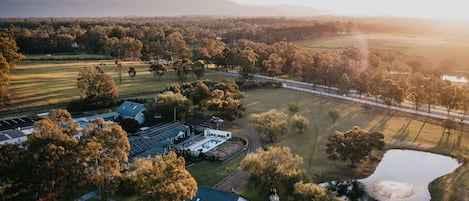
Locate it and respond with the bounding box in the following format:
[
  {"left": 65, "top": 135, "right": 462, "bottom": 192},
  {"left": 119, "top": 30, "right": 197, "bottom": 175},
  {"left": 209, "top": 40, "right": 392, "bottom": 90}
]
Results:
[{"left": 373, "top": 180, "right": 413, "bottom": 199}]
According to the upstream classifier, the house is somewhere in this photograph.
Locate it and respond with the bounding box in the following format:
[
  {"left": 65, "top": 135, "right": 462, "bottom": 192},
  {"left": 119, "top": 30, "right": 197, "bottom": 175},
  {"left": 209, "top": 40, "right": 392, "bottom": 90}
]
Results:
[
  {"left": 0, "top": 117, "right": 34, "bottom": 132},
  {"left": 0, "top": 129, "right": 28, "bottom": 145},
  {"left": 441, "top": 74, "right": 468, "bottom": 85},
  {"left": 189, "top": 186, "right": 248, "bottom": 201},
  {"left": 115, "top": 101, "right": 147, "bottom": 124},
  {"left": 0, "top": 117, "right": 35, "bottom": 145}
]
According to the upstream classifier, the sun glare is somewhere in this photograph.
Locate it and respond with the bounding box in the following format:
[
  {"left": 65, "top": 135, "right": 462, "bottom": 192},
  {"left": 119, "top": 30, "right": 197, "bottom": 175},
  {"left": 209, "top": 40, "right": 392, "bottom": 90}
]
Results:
[{"left": 231, "top": 0, "right": 469, "bottom": 20}]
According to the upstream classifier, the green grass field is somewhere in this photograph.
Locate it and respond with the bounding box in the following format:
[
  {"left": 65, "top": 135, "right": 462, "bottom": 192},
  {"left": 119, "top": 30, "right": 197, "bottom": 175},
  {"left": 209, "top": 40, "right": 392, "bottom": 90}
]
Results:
[
  {"left": 5, "top": 60, "right": 232, "bottom": 111},
  {"left": 239, "top": 88, "right": 469, "bottom": 201},
  {"left": 24, "top": 53, "right": 113, "bottom": 60},
  {"left": 302, "top": 33, "right": 469, "bottom": 68}
]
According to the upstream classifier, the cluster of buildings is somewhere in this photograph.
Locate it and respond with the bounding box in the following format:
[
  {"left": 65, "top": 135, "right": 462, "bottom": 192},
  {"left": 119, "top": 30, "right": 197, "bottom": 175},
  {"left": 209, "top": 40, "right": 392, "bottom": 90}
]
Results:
[{"left": 0, "top": 100, "right": 248, "bottom": 200}]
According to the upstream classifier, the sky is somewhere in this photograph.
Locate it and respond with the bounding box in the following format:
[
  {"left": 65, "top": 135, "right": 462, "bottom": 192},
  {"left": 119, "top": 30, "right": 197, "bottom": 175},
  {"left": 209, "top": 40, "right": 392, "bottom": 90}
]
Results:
[{"left": 230, "top": 0, "right": 469, "bottom": 20}]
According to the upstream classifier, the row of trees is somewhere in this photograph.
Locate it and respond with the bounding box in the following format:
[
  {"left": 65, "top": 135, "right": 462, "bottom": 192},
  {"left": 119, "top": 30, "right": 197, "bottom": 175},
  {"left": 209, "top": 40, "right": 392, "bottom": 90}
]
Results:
[
  {"left": 0, "top": 109, "right": 197, "bottom": 201},
  {"left": 4, "top": 17, "right": 458, "bottom": 55}
]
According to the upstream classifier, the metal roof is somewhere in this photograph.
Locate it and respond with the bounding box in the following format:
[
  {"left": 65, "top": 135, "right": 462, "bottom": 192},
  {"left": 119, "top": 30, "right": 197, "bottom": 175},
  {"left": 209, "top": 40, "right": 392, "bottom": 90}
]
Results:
[
  {"left": 115, "top": 101, "right": 146, "bottom": 117},
  {"left": 189, "top": 186, "right": 242, "bottom": 201}
]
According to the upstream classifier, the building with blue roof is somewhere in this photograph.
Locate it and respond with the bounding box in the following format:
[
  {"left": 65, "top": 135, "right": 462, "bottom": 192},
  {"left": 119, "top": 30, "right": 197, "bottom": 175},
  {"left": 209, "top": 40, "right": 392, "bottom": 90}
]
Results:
[
  {"left": 189, "top": 186, "right": 248, "bottom": 201},
  {"left": 115, "top": 101, "right": 147, "bottom": 124}
]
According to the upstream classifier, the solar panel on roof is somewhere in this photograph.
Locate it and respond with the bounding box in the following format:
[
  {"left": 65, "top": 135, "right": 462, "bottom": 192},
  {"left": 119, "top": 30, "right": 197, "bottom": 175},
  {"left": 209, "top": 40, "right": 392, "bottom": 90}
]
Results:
[
  {"left": 6, "top": 130, "right": 25, "bottom": 138},
  {"left": 0, "top": 134, "right": 10, "bottom": 141}
]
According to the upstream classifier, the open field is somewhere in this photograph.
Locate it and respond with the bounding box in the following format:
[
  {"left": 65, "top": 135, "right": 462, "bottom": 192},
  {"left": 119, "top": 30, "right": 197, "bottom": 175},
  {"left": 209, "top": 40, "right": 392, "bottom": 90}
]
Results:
[
  {"left": 302, "top": 33, "right": 469, "bottom": 68},
  {"left": 239, "top": 88, "right": 469, "bottom": 200},
  {"left": 24, "top": 53, "right": 113, "bottom": 61},
  {"left": 5, "top": 60, "right": 232, "bottom": 112}
]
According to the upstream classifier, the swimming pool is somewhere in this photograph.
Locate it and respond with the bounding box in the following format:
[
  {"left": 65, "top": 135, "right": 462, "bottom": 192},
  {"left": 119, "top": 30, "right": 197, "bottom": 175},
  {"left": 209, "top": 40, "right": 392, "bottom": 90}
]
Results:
[{"left": 186, "top": 138, "right": 225, "bottom": 154}]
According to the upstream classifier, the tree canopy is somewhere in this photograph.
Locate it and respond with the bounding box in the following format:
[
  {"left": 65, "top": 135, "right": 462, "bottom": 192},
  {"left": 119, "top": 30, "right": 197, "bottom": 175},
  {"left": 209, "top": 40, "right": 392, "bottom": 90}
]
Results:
[
  {"left": 241, "top": 147, "right": 304, "bottom": 191},
  {"left": 249, "top": 109, "right": 289, "bottom": 142},
  {"left": 77, "top": 66, "right": 118, "bottom": 107},
  {"left": 128, "top": 152, "right": 197, "bottom": 201},
  {"left": 79, "top": 118, "right": 130, "bottom": 201},
  {"left": 325, "top": 126, "right": 385, "bottom": 166}
]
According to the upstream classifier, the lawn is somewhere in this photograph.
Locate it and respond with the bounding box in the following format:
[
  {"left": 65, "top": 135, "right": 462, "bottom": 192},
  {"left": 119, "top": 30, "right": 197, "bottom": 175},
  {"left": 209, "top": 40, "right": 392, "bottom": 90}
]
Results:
[
  {"left": 301, "top": 33, "right": 469, "bottom": 68},
  {"left": 238, "top": 88, "right": 469, "bottom": 200},
  {"left": 5, "top": 60, "right": 232, "bottom": 111},
  {"left": 24, "top": 53, "right": 113, "bottom": 61}
]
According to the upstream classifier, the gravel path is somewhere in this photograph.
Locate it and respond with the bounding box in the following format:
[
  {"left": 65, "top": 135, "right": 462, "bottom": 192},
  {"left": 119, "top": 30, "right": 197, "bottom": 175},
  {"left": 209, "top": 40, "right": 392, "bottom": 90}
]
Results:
[{"left": 214, "top": 120, "right": 262, "bottom": 191}]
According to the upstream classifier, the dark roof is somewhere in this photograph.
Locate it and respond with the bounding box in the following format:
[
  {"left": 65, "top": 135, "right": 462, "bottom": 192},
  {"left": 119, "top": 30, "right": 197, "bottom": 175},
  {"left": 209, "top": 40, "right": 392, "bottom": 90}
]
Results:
[
  {"left": 137, "top": 122, "right": 189, "bottom": 142},
  {"left": 189, "top": 186, "right": 240, "bottom": 201},
  {"left": 0, "top": 134, "right": 10, "bottom": 141},
  {"left": 4, "top": 130, "right": 26, "bottom": 138},
  {"left": 128, "top": 137, "right": 155, "bottom": 158},
  {"left": 115, "top": 101, "right": 146, "bottom": 117},
  {"left": 0, "top": 117, "right": 34, "bottom": 131}
]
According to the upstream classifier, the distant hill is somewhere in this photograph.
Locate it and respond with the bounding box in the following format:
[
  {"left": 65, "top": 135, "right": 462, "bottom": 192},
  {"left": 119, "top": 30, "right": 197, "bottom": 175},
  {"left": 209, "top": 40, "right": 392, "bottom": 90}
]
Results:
[{"left": 0, "top": 0, "right": 333, "bottom": 18}]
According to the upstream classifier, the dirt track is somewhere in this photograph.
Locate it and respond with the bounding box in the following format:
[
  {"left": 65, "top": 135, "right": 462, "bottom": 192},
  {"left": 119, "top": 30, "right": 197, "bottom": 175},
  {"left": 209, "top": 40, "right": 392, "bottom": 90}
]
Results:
[{"left": 214, "top": 120, "right": 262, "bottom": 191}]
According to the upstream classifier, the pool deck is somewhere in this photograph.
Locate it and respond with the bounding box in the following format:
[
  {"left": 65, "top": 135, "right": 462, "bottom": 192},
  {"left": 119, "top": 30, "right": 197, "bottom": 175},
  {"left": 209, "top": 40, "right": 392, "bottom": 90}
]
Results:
[{"left": 185, "top": 137, "right": 228, "bottom": 153}]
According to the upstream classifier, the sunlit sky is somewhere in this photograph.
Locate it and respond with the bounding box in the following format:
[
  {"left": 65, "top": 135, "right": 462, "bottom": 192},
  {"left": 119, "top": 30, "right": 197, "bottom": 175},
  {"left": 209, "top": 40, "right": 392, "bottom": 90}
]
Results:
[{"left": 230, "top": 0, "right": 469, "bottom": 20}]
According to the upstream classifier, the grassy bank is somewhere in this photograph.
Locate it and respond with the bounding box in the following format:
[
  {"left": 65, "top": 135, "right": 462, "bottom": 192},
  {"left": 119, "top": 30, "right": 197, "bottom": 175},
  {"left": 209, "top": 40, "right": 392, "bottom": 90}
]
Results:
[{"left": 238, "top": 88, "right": 468, "bottom": 200}]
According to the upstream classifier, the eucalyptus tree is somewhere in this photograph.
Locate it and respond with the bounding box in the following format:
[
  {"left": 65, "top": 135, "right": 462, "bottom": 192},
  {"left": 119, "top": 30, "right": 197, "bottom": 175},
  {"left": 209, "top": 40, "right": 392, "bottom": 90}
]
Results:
[
  {"left": 79, "top": 119, "right": 130, "bottom": 201},
  {"left": 128, "top": 152, "right": 197, "bottom": 201},
  {"left": 407, "top": 73, "right": 427, "bottom": 110},
  {"left": 326, "top": 126, "right": 385, "bottom": 166}
]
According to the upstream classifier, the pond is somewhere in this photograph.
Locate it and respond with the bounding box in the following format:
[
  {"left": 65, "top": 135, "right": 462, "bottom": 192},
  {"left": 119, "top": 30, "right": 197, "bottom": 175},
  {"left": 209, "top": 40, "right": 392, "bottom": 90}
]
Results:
[{"left": 322, "top": 149, "right": 462, "bottom": 201}]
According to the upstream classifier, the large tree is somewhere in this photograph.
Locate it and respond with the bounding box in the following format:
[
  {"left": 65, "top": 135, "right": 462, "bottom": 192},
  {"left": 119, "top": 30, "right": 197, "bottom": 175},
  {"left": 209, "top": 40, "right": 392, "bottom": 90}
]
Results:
[
  {"left": 325, "top": 126, "right": 385, "bottom": 166},
  {"left": 293, "top": 181, "right": 335, "bottom": 201},
  {"left": 407, "top": 73, "right": 426, "bottom": 111},
  {"left": 77, "top": 66, "right": 118, "bottom": 106},
  {"left": 439, "top": 83, "right": 464, "bottom": 116},
  {"left": 423, "top": 75, "right": 444, "bottom": 113},
  {"left": 0, "top": 29, "right": 24, "bottom": 106},
  {"left": 154, "top": 91, "right": 192, "bottom": 122},
  {"left": 166, "top": 32, "right": 191, "bottom": 59},
  {"left": 378, "top": 79, "right": 405, "bottom": 110},
  {"left": 192, "top": 60, "right": 205, "bottom": 80},
  {"left": 262, "top": 53, "right": 286, "bottom": 77},
  {"left": 237, "top": 48, "right": 258, "bottom": 80},
  {"left": 129, "top": 152, "right": 197, "bottom": 201},
  {"left": 249, "top": 109, "right": 289, "bottom": 142},
  {"left": 0, "top": 109, "right": 81, "bottom": 201},
  {"left": 25, "top": 116, "right": 81, "bottom": 201},
  {"left": 149, "top": 63, "right": 167, "bottom": 80},
  {"left": 241, "top": 147, "right": 304, "bottom": 191},
  {"left": 206, "top": 81, "right": 244, "bottom": 120},
  {"left": 79, "top": 119, "right": 130, "bottom": 201},
  {"left": 291, "top": 114, "right": 309, "bottom": 133}
]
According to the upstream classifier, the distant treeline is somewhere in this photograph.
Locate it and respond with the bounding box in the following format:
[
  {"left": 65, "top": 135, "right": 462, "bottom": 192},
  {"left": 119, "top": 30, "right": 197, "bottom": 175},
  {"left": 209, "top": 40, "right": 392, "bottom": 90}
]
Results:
[{"left": 1, "top": 17, "right": 464, "bottom": 55}]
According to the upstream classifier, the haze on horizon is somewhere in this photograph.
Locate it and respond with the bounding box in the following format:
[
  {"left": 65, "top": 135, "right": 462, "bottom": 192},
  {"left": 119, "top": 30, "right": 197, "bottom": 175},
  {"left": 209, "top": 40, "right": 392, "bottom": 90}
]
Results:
[
  {"left": 231, "top": 0, "right": 469, "bottom": 20},
  {"left": 0, "top": 0, "right": 468, "bottom": 20}
]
